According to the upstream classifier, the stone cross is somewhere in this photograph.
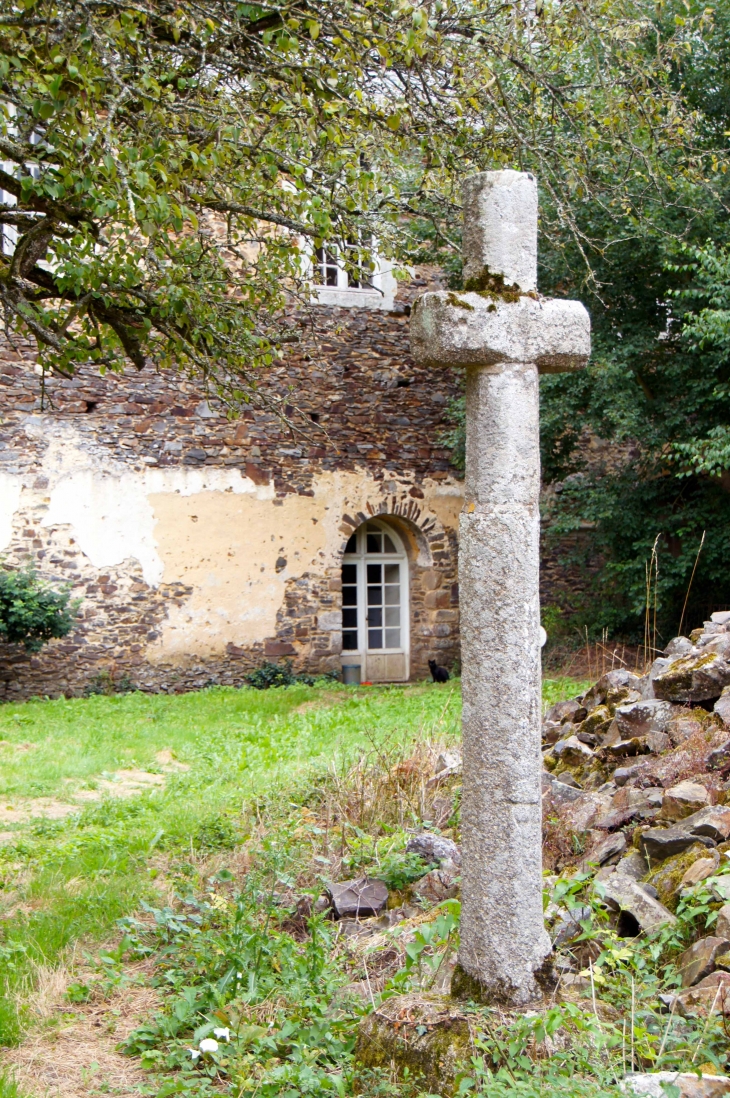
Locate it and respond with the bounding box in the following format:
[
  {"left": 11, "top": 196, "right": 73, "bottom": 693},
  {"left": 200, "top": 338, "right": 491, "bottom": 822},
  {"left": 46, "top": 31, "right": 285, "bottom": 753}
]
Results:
[{"left": 410, "top": 170, "right": 591, "bottom": 1006}]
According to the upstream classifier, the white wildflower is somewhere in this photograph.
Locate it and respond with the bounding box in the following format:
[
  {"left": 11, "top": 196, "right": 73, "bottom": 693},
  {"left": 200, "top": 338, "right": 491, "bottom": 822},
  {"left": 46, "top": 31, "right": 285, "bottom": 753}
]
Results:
[
  {"left": 199, "top": 1037, "right": 219, "bottom": 1054},
  {"left": 213, "top": 1027, "right": 230, "bottom": 1042},
  {"left": 188, "top": 1048, "right": 200, "bottom": 1062}
]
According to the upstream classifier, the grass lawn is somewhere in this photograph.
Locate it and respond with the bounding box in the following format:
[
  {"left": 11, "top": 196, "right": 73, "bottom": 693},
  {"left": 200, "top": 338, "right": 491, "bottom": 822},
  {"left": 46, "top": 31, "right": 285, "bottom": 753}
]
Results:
[{"left": 0, "top": 676, "right": 588, "bottom": 1079}]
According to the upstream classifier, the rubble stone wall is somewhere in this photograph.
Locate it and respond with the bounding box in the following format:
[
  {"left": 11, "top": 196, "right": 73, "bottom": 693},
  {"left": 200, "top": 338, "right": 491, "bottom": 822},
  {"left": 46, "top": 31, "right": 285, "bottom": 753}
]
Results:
[
  {"left": 0, "top": 268, "right": 596, "bottom": 700},
  {"left": 0, "top": 276, "right": 464, "bottom": 699}
]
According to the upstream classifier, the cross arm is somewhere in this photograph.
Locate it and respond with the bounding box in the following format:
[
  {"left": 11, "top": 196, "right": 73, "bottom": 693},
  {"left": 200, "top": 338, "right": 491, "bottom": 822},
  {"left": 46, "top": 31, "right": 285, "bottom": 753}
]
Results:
[{"left": 410, "top": 291, "right": 591, "bottom": 374}]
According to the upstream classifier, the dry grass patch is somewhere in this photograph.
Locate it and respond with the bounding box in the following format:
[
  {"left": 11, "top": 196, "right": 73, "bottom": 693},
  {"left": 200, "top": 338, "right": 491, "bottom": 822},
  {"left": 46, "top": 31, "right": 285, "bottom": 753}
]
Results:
[{"left": 0, "top": 964, "right": 158, "bottom": 1098}]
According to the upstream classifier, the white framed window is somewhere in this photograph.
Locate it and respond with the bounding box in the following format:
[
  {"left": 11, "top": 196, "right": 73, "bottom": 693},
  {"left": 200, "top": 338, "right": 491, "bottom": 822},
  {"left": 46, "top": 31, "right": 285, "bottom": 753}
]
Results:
[
  {"left": 312, "top": 240, "right": 374, "bottom": 290},
  {"left": 307, "top": 238, "right": 397, "bottom": 311},
  {"left": 0, "top": 185, "right": 17, "bottom": 256}
]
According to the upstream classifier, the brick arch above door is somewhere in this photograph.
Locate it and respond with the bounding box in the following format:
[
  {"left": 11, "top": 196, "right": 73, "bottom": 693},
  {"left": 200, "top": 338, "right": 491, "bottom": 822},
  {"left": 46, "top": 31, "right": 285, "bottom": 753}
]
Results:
[{"left": 338, "top": 495, "right": 449, "bottom": 566}]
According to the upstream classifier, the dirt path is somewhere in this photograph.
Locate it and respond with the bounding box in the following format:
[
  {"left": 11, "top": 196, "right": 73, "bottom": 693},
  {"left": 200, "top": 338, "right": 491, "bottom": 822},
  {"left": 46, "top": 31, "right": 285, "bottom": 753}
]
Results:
[{"left": 0, "top": 750, "right": 189, "bottom": 842}]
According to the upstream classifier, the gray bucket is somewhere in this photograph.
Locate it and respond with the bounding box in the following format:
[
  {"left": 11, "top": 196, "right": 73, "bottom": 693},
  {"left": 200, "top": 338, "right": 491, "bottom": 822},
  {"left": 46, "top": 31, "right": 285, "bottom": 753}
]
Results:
[{"left": 342, "top": 664, "right": 361, "bottom": 686}]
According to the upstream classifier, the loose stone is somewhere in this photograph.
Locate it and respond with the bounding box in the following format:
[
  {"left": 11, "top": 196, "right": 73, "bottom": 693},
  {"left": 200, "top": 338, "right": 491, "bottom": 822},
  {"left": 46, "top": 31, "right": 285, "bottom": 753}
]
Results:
[
  {"left": 326, "top": 878, "right": 389, "bottom": 919},
  {"left": 678, "top": 936, "right": 730, "bottom": 988},
  {"left": 661, "top": 781, "right": 710, "bottom": 821}
]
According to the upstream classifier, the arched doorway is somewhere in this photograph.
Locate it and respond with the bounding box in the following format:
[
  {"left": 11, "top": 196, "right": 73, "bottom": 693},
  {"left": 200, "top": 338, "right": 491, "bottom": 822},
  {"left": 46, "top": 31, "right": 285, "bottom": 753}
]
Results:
[{"left": 340, "top": 519, "right": 409, "bottom": 682}]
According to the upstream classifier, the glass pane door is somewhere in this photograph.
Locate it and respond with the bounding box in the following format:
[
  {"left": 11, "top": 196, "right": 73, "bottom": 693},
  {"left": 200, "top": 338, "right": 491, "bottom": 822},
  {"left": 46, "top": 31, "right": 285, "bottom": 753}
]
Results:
[
  {"left": 366, "top": 561, "right": 401, "bottom": 650},
  {"left": 341, "top": 521, "right": 406, "bottom": 667},
  {"left": 342, "top": 562, "right": 358, "bottom": 650}
]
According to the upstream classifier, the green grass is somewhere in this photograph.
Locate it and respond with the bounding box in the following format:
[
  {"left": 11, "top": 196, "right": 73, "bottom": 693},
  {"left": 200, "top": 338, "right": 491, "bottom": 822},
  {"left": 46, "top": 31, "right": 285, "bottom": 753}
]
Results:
[
  {"left": 542, "top": 677, "right": 591, "bottom": 712},
  {"left": 0, "top": 1073, "right": 25, "bottom": 1098},
  {"left": 0, "top": 677, "right": 585, "bottom": 1048},
  {"left": 1, "top": 682, "right": 441, "bottom": 800}
]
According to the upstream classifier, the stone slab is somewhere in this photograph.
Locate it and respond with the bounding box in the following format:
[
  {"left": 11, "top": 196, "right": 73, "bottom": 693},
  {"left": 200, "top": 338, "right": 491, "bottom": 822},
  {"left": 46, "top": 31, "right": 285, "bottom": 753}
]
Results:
[
  {"left": 678, "top": 935, "right": 730, "bottom": 987},
  {"left": 623, "top": 1073, "right": 730, "bottom": 1098},
  {"left": 327, "top": 878, "right": 389, "bottom": 919},
  {"left": 596, "top": 869, "right": 676, "bottom": 932}
]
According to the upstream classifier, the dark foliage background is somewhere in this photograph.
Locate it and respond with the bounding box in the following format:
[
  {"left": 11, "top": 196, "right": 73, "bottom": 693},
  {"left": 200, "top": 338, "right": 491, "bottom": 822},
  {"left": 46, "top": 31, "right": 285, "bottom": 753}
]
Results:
[
  {"left": 536, "top": 0, "right": 730, "bottom": 643},
  {"left": 435, "top": 0, "right": 730, "bottom": 644}
]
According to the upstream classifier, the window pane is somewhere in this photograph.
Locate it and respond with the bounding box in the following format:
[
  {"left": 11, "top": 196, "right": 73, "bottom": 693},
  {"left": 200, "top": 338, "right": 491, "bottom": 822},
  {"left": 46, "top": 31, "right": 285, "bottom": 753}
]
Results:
[
  {"left": 367, "top": 563, "right": 381, "bottom": 584},
  {"left": 366, "top": 533, "right": 382, "bottom": 553},
  {"left": 342, "top": 586, "right": 357, "bottom": 606},
  {"left": 342, "top": 564, "right": 357, "bottom": 584},
  {"left": 368, "top": 629, "right": 383, "bottom": 649},
  {"left": 344, "top": 534, "right": 357, "bottom": 553},
  {"left": 316, "top": 247, "right": 339, "bottom": 287},
  {"left": 384, "top": 585, "right": 399, "bottom": 605},
  {"left": 367, "top": 586, "right": 382, "bottom": 606},
  {"left": 383, "top": 534, "right": 397, "bottom": 553},
  {"left": 343, "top": 631, "right": 358, "bottom": 650},
  {"left": 384, "top": 563, "right": 399, "bottom": 584},
  {"left": 368, "top": 607, "right": 382, "bottom": 627},
  {"left": 385, "top": 628, "right": 400, "bottom": 648},
  {"left": 385, "top": 606, "right": 400, "bottom": 627},
  {"left": 343, "top": 608, "right": 357, "bottom": 628}
]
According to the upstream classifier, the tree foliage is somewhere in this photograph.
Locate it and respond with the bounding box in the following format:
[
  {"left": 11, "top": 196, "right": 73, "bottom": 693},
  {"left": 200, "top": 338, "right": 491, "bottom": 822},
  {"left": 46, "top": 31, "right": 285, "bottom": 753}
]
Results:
[
  {"left": 536, "top": 0, "right": 730, "bottom": 641},
  {"left": 0, "top": 567, "right": 77, "bottom": 651},
  {"left": 0, "top": 0, "right": 709, "bottom": 405},
  {"left": 1, "top": 0, "right": 725, "bottom": 642}
]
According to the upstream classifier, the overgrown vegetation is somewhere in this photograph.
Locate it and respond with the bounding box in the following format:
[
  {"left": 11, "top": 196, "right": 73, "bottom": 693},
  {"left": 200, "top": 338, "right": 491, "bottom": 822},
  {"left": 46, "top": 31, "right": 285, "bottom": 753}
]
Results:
[
  {"left": 0, "top": 679, "right": 463, "bottom": 1048},
  {"left": 108, "top": 781, "right": 730, "bottom": 1096},
  {"left": 0, "top": 677, "right": 596, "bottom": 1091},
  {"left": 1, "top": 677, "right": 727, "bottom": 1096},
  {"left": 243, "top": 659, "right": 334, "bottom": 690}
]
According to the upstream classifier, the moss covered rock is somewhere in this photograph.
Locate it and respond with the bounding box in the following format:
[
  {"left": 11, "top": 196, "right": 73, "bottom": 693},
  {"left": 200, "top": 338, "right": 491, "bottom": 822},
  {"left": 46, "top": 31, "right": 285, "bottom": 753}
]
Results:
[
  {"left": 576, "top": 704, "right": 614, "bottom": 737},
  {"left": 355, "top": 993, "right": 471, "bottom": 1097},
  {"left": 647, "top": 844, "right": 712, "bottom": 910},
  {"left": 654, "top": 651, "right": 730, "bottom": 704}
]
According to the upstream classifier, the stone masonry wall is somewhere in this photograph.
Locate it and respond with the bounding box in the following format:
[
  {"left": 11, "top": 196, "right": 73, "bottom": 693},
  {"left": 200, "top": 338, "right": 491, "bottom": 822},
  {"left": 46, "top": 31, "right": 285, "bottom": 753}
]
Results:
[{"left": 0, "top": 272, "right": 464, "bottom": 699}]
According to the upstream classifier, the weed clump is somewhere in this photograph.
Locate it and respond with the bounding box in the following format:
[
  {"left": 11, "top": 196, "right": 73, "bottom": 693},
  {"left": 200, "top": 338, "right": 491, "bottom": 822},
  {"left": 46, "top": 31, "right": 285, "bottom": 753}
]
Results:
[
  {"left": 84, "top": 668, "right": 135, "bottom": 696},
  {"left": 244, "top": 660, "right": 316, "bottom": 689},
  {"left": 194, "top": 813, "right": 241, "bottom": 852}
]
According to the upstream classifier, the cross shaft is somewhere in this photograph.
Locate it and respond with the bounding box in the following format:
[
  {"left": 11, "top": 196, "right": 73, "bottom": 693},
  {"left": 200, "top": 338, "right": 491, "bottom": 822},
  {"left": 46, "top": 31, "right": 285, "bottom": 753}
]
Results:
[{"left": 410, "top": 169, "right": 590, "bottom": 1005}]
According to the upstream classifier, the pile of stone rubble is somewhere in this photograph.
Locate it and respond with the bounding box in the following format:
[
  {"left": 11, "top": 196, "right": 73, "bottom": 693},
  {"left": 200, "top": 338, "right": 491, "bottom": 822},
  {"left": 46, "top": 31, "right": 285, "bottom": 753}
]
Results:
[{"left": 543, "top": 611, "right": 730, "bottom": 1011}]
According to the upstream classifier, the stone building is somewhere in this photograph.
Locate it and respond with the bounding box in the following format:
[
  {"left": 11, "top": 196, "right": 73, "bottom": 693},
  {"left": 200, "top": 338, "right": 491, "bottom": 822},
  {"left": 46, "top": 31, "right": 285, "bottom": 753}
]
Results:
[{"left": 0, "top": 268, "right": 471, "bottom": 699}]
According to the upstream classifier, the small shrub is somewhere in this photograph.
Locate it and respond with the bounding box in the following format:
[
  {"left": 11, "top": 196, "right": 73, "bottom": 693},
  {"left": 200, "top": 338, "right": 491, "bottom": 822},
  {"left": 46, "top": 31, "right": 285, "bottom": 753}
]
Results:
[
  {"left": 244, "top": 660, "right": 315, "bottom": 690},
  {"left": 376, "top": 850, "right": 434, "bottom": 891},
  {"left": 194, "top": 813, "right": 240, "bottom": 852},
  {"left": 0, "top": 567, "right": 78, "bottom": 652},
  {"left": 65, "top": 981, "right": 93, "bottom": 1003}
]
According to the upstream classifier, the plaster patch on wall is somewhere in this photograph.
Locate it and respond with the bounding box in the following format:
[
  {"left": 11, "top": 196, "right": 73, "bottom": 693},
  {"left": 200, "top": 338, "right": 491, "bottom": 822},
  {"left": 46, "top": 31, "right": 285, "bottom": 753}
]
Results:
[
  {"left": 0, "top": 474, "right": 22, "bottom": 551},
  {"left": 421, "top": 478, "right": 463, "bottom": 532},
  {"left": 148, "top": 490, "right": 328, "bottom": 657},
  {"left": 43, "top": 469, "right": 163, "bottom": 583},
  {"left": 28, "top": 423, "right": 269, "bottom": 585}
]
